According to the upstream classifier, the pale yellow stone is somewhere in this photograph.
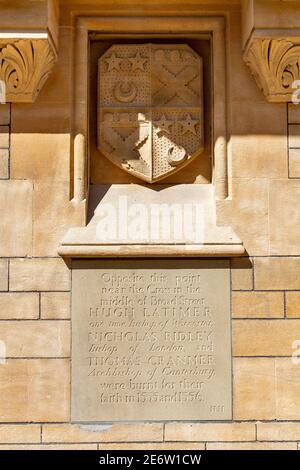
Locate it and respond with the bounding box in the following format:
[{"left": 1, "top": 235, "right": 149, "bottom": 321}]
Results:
[
  {"left": 42, "top": 423, "right": 163, "bottom": 443},
  {"left": 288, "top": 104, "right": 300, "bottom": 124},
  {"left": 232, "top": 291, "right": 284, "bottom": 318},
  {"left": 11, "top": 102, "right": 70, "bottom": 134},
  {"left": 33, "top": 181, "right": 84, "bottom": 257},
  {"left": 232, "top": 320, "right": 300, "bottom": 356},
  {"left": 257, "top": 422, "right": 300, "bottom": 441},
  {"left": 41, "top": 292, "right": 70, "bottom": 319},
  {"left": 10, "top": 258, "right": 70, "bottom": 291},
  {"left": 0, "top": 105, "right": 10, "bottom": 126},
  {"left": 231, "top": 135, "right": 287, "bottom": 178},
  {"left": 0, "top": 126, "right": 9, "bottom": 148},
  {"left": 0, "top": 444, "right": 97, "bottom": 450},
  {"left": 164, "top": 423, "right": 255, "bottom": 442},
  {"left": 98, "top": 443, "right": 205, "bottom": 450},
  {"left": 207, "top": 442, "right": 297, "bottom": 450},
  {"left": 286, "top": 292, "right": 300, "bottom": 318},
  {"left": 269, "top": 180, "right": 300, "bottom": 255},
  {"left": 0, "top": 359, "right": 70, "bottom": 422},
  {"left": 0, "top": 259, "right": 8, "bottom": 291},
  {"left": 0, "top": 425, "right": 41, "bottom": 444},
  {"left": 276, "top": 359, "right": 300, "bottom": 420},
  {"left": 0, "top": 149, "right": 9, "bottom": 178},
  {"left": 217, "top": 178, "right": 269, "bottom": 255},
  {"left": 255, "top": 257, "right": 300, "bottom": 290},
  {"left": 233, "top": 358, "right": 276, "bottom": 420},
  {"left": 289, "top": 125, "right": 300, "bottom": 148},
  {"left": 289, "top": 149, "right": 300, "bottom": 178},
  {"left": 11, "top": 133, "right": 70, "bottom": 181},
  {"left": 0, "top": 180, "right": 32, "bottom": 257},
  {"left": 231, "top": 258, "right": 253, "bottom": 290},
  {"left": 0, "top": 321, "right": 70, "bottom": 357},
  {"left": 0, "top": 293, "right": 39, "bottom": 319}
]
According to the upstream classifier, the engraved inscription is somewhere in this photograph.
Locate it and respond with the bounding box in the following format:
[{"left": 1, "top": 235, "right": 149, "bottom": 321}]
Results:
[{"left": 72, "top": 260, "right": 232, "bottom": 422}]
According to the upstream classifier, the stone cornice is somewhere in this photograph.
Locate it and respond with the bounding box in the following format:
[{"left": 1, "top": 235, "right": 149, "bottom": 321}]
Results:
[{"left": 0, "top": 38, "right": 57, "bottom": 103}]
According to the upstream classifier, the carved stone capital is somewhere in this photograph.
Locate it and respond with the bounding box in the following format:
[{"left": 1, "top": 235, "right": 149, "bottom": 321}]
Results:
[
  {"left": 0, "top": 39, "right": 56, "bottom": 103},
  {"left": 244, "top": 38, "right": 300, "bottom": 102}
]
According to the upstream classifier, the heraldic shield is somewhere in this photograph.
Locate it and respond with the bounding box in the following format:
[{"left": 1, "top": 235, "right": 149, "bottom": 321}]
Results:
[{"left": 98, "top": 43, "right": 204, "bottom": 183}]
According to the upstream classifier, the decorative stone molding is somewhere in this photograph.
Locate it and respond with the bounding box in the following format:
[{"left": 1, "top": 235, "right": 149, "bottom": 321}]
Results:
[
  {"left": 244, "top": 38, "right": 300, "bottom": 102},
  {"left": 0, "top": 39, "right": 56, "bottom": 103}
]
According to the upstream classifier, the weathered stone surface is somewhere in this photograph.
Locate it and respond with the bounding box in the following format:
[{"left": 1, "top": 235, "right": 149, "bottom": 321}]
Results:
[
  {"left": 276, "top": 359, "right": 300, "bottom": 420},
  {"left": 164, "top": 423, "right": 255, "bottom": 442},
  {"left": 0, "top": 425, "right": 40, "bottom": 444},
  {"left": 32, "top": 181, "right": 84, "bottom": 257},
  {"left": 0, "top": 321, "right": 70, "bottom": 357},
  {"left": 217, "top": 178, "right": 269, "bottom": 255},
  {"left": 286, "top": 292, "right": 300, "bottom": 318},
  {"left": 257, "top": 422, "right": 300, "bottom": 442},
  {"left": 0, "top": 180, "right": 32, "bottom": 257},
  {"left": 231, "top": 135, "right": 287, "bottom": 178},
  {"left": 41, "top": 292, "right": 70, "bottom": 319},
  {"left": 255, "top": 257, "right": 300, "bottom": 290},
  {"left": 0, "top": 293, "right": 39, "bottom": 319},
  {"left": 207, "top": 442, "right": 297, "bottom": 450},
  {"left": 231, "top": 257, "right": 253, "bottom": 291},
  {"left": 11, "top": 134, "right": 70, "bottom": 181},
  {"left": 0, "top": 359, "right": 70, "bottom": 422},
  {"left": 232, "top": 320, "right": 300, "bottom": 356},
  {"left": 42, "top": 423, "right": 163, "bottom": 443},
  {"left": 0, "top": 105, "right": 10, "bottom": 126},
  {"left": 0, "top": 126, "right": 9, "bottom": 148},
  {"left": 289, "top": 125, "right": 300, "bottom": 148},
  {"left": 233, "top": 358, "right": 276, "bottom": 420},
  {"left": 72, "top": 259, "right": 232, "bottom": 422},
  {"left": 0, "top": 259, "right": 8, "bottom": 292},
  {"left": 232, "top": 291, "right": 284, "bottom": 318},
  {"left": 98, "top": 443, "right": 205, "bottom": 450},
  {"left": 288, "top": 104, "right": 300, "bottom": 124},
  {"left": 269, "top": 180, "right": 300, "bottom": 255},
  {"left": 10, "top": 258, "right": 70, "bottom": 291},
  {"left": 0, "top": 149, "right": 9, "bottom": 179},
  {"left": 0, "top": 444, "right": 97, "bottom": 450},
  {"left": 289, "top": 149, "right": 300, "bottom": 178}
]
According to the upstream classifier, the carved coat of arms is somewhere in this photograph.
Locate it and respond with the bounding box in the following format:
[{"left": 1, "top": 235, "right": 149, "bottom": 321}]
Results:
[{"left": 98, "top": 44, "right": 204, "bottom": 183}]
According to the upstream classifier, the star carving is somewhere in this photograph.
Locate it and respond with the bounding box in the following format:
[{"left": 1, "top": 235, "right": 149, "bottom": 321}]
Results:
[
  {"left": 129, "top": 52, "right": 148, "bottom": 71},
  {"left": 105, "top": 53, "right": 122, "bottom": 72},
  {"left": 179, "top": 114, "right": 199, "bottom": 135},
  {"left": 154, "top": 115, "right": 173, "bottom": 134}
]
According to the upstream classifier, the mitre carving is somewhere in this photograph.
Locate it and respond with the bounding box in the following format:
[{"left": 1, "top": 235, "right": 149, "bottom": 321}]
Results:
[
  {"left": 97, "top": 43, "right": 204, "bottom": 183},
  {"left": 244, "top": 38, "right": 300, "bottom": 102},
  {"left": 0, "top": 39, "right": 56, "bottom": 103}
]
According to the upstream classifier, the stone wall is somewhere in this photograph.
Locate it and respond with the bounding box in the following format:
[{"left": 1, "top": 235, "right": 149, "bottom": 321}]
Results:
[{"left": 0, "top": 0, "right": 300, "bottom": 450}]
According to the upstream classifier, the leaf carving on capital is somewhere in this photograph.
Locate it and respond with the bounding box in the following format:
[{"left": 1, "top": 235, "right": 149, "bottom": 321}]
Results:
[
  {"left": 244, "top": 38, "right": 300, "bottom": 102},
  {"left": 0, "top": 39, "right": 56, "bottom": 103}
]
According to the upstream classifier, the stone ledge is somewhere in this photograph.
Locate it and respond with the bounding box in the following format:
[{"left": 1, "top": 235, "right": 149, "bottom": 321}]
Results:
[{"left": 58, "top": 184, "right": 245, "bottom": 258}]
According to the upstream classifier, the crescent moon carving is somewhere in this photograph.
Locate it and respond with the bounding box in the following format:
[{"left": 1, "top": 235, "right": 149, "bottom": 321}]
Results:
[
  {"left": 114, "top": 81, "right": 137, "bottom": 103},
  {"left": 167, "top": 145, "right": 187, "bottom": 166}
]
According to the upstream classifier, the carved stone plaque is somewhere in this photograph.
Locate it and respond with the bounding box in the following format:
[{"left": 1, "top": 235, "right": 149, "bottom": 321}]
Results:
[
  {"left": 72, "top": 260, "right": 232, "bottom": 422},
  {"left": 98, "top": 44, "right": 204, "bottom": 183}
]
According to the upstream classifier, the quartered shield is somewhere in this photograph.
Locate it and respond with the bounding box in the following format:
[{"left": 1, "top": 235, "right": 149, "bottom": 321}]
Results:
[{"left": 98, "top": 43, "right": 204, "bottom": 183}]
